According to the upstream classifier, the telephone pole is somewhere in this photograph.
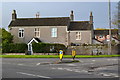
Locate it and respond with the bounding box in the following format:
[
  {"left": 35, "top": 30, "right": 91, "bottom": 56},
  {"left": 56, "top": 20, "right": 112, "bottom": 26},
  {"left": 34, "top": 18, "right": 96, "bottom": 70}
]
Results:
[{"left": 108, "top": 0, "right": 112, "bottom": 55}]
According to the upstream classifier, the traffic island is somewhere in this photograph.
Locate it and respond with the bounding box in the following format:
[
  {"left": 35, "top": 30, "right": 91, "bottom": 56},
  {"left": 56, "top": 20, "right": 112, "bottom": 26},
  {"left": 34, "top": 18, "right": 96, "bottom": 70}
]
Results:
[{"left": 53, "top": 60, "right": 80, "bottom": 64}]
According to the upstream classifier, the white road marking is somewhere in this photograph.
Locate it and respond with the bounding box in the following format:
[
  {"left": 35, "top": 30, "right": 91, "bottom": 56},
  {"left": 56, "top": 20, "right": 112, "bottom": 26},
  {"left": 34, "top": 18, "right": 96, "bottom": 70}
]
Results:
[
  {"left": 81, "top": 63, "right": 94, "bottom": 65},
  {"left": 58, "top": 68, "right": 64, "bottom": 70},
  {"left": 100, "top": 73, "right": 111, "bottom": 77},
  {"left": 79, "top": 60, "right": 84, "bottom": 62},
  {"left": 74, "top": 70, "right": 81, "bottom": 73},
  {"left": 17, "top": 72, "right": 51, "bottom": 78},
  {"left": 66, "top": 69, "right": 73, "bottom": 71},
  {"left": 18, "top": 64, "right": 24, "bottom": 66},
  {"left": 66, "top": 64, "right": 76, "bottom": 66},
  {"left": 36, "top": 63, "right": 41, "bottom": 65},
  {"left": 92, "top": 60, "right": 96, "bottom": 62}
]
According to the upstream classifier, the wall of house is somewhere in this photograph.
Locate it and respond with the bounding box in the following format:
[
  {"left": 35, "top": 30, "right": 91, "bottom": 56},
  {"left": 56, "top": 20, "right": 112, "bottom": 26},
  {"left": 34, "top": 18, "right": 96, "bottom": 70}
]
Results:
[
  {"left": 9, "top": 26, "right": 68, "bottom": 45},
  {"left": 69, "top": 30, "right": 92, "bottom": 44}
]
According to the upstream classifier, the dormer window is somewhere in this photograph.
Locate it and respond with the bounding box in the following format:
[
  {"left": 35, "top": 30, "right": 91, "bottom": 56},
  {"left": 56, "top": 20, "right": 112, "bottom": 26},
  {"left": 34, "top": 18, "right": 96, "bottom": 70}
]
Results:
[{"left": 18, "top": 28, "right": 24, "bottom": 38}]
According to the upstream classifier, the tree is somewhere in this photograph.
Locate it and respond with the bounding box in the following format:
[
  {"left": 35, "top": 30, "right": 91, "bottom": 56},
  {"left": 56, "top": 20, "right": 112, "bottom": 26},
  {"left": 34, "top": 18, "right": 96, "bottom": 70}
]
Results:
[
  {"left": 112, "top": 1, "right": 120, "bottom": 39},
  {"left": 2, "top": 28, "right": 13, "bottom": 44},
  {"left": 112, "top": 1, "right": 120, "bottom": 28}
]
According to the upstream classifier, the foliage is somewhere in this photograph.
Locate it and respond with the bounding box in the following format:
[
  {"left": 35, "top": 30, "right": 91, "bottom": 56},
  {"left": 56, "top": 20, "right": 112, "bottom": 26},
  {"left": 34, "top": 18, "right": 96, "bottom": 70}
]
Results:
[
  {"left": 2, "top": 28, "right": 13, "bottom": 44},
  {"left": 112, "top": 1, "right": 120, "bottom": 28},
  {"left": 2, "top": 43, "right": 27, "bottom": 53},
  {"left": 32, "top": 43, "right": 66, "bottom": 53}
]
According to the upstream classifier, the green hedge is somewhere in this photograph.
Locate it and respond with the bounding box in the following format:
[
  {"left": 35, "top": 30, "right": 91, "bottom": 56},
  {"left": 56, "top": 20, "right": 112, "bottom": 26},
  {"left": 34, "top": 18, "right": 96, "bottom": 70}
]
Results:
[
  {"left": 2, "top": 42, "right": 66, "bottom": 53},
  {"left": 2, "top": 43, "right": 27, "bottom": 53},
  {"left": 32, "top": 43, "right": 66, "bottom": 53}
]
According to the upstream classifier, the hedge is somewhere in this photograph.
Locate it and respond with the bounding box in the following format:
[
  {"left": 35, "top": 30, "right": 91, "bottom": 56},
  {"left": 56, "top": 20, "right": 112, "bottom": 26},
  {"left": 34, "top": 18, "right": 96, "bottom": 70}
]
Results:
[
  {"left": 2, "top": 42, "right": 66, "bottom": 53},
  {"left": 32, "top": 43, "right": 66, "bottom": 53},
  {"left": 2, "top": 43, "right": 27, "bottom": 53}
]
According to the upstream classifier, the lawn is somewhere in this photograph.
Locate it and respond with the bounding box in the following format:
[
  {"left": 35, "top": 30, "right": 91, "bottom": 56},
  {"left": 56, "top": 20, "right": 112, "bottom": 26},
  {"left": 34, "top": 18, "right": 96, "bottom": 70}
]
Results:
[{"left": 0, "top": 55, "right": 120, "bottom": 58}]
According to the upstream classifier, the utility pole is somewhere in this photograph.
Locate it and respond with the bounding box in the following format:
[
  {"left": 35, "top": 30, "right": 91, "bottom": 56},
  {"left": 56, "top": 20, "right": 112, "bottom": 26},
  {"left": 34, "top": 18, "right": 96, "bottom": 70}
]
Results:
[{"left": 108, "top": 0, "right": 112, "bottom": 55}]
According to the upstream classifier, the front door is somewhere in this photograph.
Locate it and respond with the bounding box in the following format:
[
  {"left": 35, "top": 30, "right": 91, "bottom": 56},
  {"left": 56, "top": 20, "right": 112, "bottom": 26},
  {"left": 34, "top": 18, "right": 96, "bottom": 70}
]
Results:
[{"left": 28, "top": 43, "right": 33, "bottom": 55}]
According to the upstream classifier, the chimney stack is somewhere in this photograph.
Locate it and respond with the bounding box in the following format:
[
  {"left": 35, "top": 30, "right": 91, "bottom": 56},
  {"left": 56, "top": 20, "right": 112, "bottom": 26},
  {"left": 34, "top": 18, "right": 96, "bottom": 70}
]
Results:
[
  {"left": 36, "top": 12, "right": 40, "bottom": 18},
  {"left": 70, "top": 10, "right": 74, "bottom": 21},
  {"left": 90, "top": 11, "right": 93, "bottom": 24},
  {"left": 12, "top": 10, "right": 17, "bottom": 21}
]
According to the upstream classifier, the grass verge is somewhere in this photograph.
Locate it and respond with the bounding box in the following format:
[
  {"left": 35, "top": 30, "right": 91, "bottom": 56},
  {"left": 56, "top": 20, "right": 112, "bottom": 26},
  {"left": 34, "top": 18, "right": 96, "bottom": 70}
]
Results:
[{"left": 0, "top": 55, "right": 120, "bottom": 58}]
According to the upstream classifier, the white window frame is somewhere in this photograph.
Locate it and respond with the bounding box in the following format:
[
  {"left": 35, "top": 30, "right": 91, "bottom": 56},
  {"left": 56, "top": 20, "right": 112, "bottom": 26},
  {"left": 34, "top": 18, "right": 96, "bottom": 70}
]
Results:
[
  {"left": 76, "top": 32, "right": 81, "bottom": 40},
  {"left": 51, "top": 28, "right": 57, "bottom": 38},
  {"left": 34, "top": 28, "right": 40, "bottom": 38},
  {"left": 99, "top": 35, "right": 103, "bottom": 39},
  {"left": 18, "top": 28, "right": 24, "bottom": 38}
]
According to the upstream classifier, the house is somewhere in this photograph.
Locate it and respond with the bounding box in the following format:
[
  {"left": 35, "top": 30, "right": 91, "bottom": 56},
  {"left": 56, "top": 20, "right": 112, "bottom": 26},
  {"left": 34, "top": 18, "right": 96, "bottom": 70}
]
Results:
[
  {"left": 93, "top": 29, "right": 119, "bottom": 44},
  {"left": 8, "top": 10, "right": 94, "bottom": 54}
]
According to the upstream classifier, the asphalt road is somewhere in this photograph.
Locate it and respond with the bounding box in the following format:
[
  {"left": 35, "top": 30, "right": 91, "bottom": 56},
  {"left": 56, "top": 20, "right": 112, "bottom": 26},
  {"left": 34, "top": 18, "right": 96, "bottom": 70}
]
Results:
[{"left": 2, "top": 57, "right": 120, "bottom": 79}]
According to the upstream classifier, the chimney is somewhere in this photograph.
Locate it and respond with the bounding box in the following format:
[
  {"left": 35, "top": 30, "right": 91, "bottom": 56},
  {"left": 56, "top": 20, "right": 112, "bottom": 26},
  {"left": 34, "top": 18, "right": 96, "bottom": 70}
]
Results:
[
  {"left": 36, "top": 12, "right": 40, "bottom": 18},
  {"left": 70, "top": 10, "right": 74, "bottom": 21},
  {"left": 12, "top": 10, "right": 17, "bottom": 21},
  {"left": 90, "top": 11, "right": 93, "bottom": 24}
]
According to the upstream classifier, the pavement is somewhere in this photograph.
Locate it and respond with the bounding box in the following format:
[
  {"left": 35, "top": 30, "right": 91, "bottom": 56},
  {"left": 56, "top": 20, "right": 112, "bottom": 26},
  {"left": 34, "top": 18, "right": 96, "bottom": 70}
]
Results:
[{"left": 1, "top": 57, "right": 120, "bottom": 79}]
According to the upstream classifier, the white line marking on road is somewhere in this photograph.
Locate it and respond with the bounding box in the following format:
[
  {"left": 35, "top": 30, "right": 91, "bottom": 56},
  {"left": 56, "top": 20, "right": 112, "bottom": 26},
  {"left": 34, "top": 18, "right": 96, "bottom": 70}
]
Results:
[
  {"left": 74, "top": 70, "right": 81, "bottom": 73},
  {"left": 107, "top": 59, "right": 111, "bottom": 61},
  {"left": 79, "top": 60, "right": 84, "bottom": 62},
  {"left": 36, "top": 63, "right": 41, "bottom": 65},
  {"left": 99, "top": 73, "right": 112, "bottom": 77},
  {"left": 81, "top": 63, "right": 94, "bottom": 65},
  {"left": 66, "top": 69, "right": 73, "bottom": 71},
  {"left": 58, "top": 68, "right": 64, "bottom": 70},
  {"left": 17, "top": 72, "right": 51, "bottom": 78},
  {"left": 66, "top": 64, "right": 76, "bottom": 66},
  {"left": 92, "top": 60, "right": 96, "bottom": 62},
  {"left": 18, "top": 64, "right": 24, "bottom": 66}
]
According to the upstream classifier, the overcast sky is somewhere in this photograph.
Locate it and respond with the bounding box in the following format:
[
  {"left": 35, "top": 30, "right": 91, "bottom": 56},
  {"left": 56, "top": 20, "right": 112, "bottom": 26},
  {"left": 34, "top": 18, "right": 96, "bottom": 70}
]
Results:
[{"left": 1, "top": 2, "right": 118, "bottom": 30}]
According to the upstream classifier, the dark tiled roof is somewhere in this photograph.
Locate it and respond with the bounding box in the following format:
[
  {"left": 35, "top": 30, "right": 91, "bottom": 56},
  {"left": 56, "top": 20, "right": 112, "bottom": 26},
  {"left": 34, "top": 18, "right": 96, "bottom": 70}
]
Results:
[
  {"left": 94, "top": 30, "right": 118, "bottom": 35},
  {"left": 93, "top": 38, "right": 103, "bottom": 43},
  {"left": 34, "top": 38, "right": 41, "bottom": 42},
  {"left": 9, "top": 17, "right": 70, "bottom": 27},
  {"left": 68, "top": 21, "right": 92, "bottom": 30}
]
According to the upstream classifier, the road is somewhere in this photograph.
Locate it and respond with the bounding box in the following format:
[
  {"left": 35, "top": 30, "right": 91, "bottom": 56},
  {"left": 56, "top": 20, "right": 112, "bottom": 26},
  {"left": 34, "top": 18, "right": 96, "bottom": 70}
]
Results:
[{"left": 2, "top": 57, "right": 120, "bottom": 79}]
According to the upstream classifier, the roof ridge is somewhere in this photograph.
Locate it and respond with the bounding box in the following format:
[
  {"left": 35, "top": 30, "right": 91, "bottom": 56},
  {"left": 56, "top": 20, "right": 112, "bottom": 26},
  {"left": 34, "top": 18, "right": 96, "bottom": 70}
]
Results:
[
  {"left": 17, "top": 17, "right": 70, "bottom": 20},
  {"left": 70, "top": 21, "right": 89, "bottom": 22}
]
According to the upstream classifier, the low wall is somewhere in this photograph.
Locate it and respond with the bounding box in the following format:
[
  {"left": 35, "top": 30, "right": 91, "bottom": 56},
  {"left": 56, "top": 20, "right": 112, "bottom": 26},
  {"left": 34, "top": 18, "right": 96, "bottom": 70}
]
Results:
[{"left": 66, "top": 45, "right": 119, "bottom": 55}]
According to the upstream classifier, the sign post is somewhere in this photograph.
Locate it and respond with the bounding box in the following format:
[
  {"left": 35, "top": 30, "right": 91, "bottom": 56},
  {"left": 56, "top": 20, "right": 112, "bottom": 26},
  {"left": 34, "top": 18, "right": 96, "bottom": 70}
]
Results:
[
  {"left": 59, "top": 50, "right": 63, "bottom": 62},
  {"left": 72, "top": 50, "right": 76, "bottom": 60}
]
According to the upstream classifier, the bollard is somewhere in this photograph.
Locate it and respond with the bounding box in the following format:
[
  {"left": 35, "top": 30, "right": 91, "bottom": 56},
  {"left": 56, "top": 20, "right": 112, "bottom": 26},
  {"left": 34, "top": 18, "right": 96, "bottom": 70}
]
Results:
[
  {"left": 59, "top": 50, "right": 63, "bottom": 62},
  {"left": 72, "top": 50, "right": 76, "bottom": 60}
]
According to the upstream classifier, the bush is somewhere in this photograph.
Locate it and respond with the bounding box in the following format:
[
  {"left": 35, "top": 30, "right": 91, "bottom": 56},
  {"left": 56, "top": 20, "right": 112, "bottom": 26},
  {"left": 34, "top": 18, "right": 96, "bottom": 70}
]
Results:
[
  {"left": 32, "top": 43, "right": 66, "bottom": 53},
  {"left": 2, "top": 43, "right": 27, "bottom": 53}
]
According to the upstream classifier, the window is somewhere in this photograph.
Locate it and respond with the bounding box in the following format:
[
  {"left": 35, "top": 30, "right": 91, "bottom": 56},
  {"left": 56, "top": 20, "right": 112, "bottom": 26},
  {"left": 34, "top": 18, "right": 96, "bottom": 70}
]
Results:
[
  {"left": 99, "top": 35, "right": 103, "bottom": 38},
  {"left": 34, "top": 28, "right": 40, "bottom": 38},
  {"left": 76, "top": 32, "right": 81, "bottom": 40},
  {"left": 18, "top": 28, "right": 24, "bottom": 38},
  {"left": 51, "top": 28, "right": 57, "bottom": 37}
]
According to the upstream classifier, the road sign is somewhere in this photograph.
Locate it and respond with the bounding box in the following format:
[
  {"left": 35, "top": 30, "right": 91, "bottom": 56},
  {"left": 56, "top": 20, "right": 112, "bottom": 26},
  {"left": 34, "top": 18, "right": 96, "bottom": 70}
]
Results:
[{"left": 59, "top": 50, "right": 63, "bottom": 61}]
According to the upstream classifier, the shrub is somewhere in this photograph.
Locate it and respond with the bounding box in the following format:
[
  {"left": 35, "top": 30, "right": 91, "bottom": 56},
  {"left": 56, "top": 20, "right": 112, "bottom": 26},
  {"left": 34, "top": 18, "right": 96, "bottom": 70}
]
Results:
[
  {"left": 32, "top": 43, "right": 66, "bottom": 53},
  {"left": 2, "top": 43, "right": 27, "bottom": 53}
]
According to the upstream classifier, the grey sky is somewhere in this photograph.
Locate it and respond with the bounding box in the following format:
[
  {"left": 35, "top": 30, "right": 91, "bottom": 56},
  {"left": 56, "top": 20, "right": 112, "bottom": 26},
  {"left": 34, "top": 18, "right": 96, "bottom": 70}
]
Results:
[{"left": 2, "top": 2, "right": 118, "bottom": 30}]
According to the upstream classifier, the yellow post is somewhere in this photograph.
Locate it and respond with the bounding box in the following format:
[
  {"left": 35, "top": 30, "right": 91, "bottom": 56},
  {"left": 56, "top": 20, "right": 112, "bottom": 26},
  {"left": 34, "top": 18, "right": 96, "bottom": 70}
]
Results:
[
  {"left": 59, "top": 50, "right": 63, "bottom": 61},
  {"left": 72, "top": 50, "right": 76, "bottom": 60}
]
